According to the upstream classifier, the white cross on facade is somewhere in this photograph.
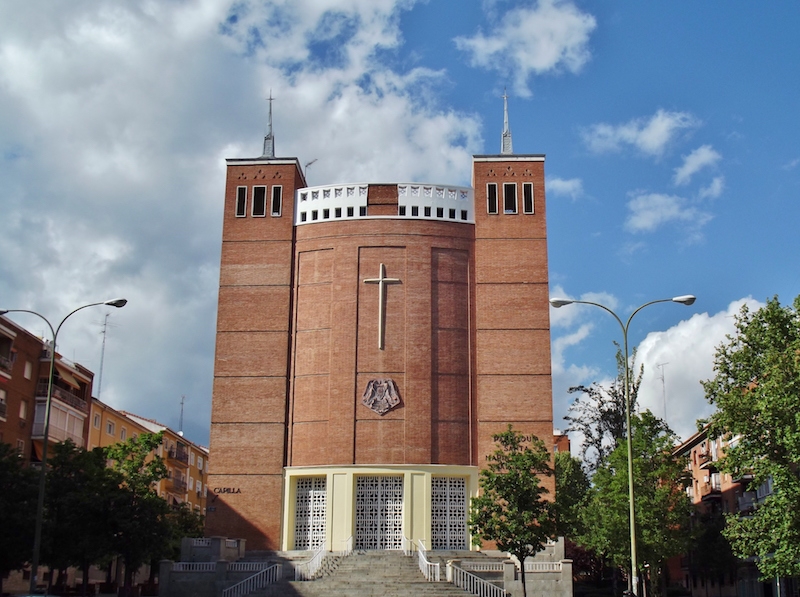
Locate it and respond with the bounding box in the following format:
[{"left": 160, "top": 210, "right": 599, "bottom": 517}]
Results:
[{"left": 363, "top": 263, "right": 402, "bottom": 350}]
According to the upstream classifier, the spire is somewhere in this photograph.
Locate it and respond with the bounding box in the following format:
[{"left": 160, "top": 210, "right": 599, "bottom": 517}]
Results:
[
  {"left": 501, "top": 88, "right": 513, "bottom": 155},
  {"left": 262, "top": 90, "right": 275, "bottom": 158}
]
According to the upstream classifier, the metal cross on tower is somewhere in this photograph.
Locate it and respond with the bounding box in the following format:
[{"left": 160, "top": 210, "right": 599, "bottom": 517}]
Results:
[{"left": 363, "top": 263, "right": 401, "bottom": 350}]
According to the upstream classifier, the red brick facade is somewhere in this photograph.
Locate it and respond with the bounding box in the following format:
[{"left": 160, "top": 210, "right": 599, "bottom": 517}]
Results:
[{"left": 207, "top": 155, "right": 553, "bottom": 549}]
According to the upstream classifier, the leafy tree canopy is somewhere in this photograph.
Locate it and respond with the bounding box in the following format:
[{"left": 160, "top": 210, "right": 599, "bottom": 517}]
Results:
[
  {"left": 579, "top": 411, "right": 692, "bottom": 597},
  {"left": 554, "top": 450, "right": 589, "bottom": 539},
  {"left": 703, "top": 295, "right": 800, "bottom": 578},
  {"left": 469, "top": 426, "right": 556, "bottom": 597},
  {"left": 0, "top": 443, "right": 37, "bottom": 595}
]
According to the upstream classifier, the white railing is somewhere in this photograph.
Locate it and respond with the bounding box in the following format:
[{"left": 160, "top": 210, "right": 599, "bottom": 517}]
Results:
[
  {"left": 225, "top": 539, "right": 240, "bottom": 549},
  {"left": 402, "top": 536, "right": 414, "bottom": 556},
  {"left": 336, "top": 536, "right": 354, "bottom": 556},
  {"left": 228, "top": 562, "right": 271, "bottom": 573},
  {"left": 416, "top": 540, "right": 440, "bottom": 582},
  {"left": 295, "top": 549, "right": 326, "bottom": 581},
  {"left": 222, "top": 564, "right": 281, "bottom": 597},
  {"left": 172, "top": 562, "right": 215, "bottom": 572},
  {"left": 449, "top": 564, "right": 508, "bottom": 597},
  {"left": 192, "top": 538, "right": 211, "bottom": 547},
  {"left": 462, "top": 562, "right": 504, "bottom": 572},
  {"left": 524, "top": 562, "right": 562, "bottom": 573}
]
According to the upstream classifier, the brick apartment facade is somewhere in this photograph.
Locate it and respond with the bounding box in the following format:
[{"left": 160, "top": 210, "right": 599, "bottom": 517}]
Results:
[{"left": 207, "top": 116, "right": 555, "bottom": 551}]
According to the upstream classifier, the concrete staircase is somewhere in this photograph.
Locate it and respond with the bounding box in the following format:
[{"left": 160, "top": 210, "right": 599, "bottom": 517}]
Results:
[{"left": 254, "top": 550, "right": 476, "bottom": 597}]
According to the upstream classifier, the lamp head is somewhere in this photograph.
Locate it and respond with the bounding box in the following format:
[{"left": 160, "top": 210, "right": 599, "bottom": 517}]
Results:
[
  {"left": 549, "top": 298, "right": 573, "bottom": 308},
  {"left": 104, "top": 298, "right": 128, "bottom": 308},
  {"left": 672, "top": 295, "right": 696, "bottom": 306},
  {"left": 0, "top": 310, "right": 8, "bottom": 316}
]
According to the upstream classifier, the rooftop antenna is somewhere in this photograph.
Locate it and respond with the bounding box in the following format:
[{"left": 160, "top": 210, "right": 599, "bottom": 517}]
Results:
[
  {"left": 262, "top": 90, "right": 275, "bottom": 158},
  {"left": 96, "top": 312, "right": 119, "bottom": 399},
  {"left": 501, "top": 88, "right": 513, "bottom": 155},
  {"left": 178, "top": 395, "right": 185, "bottom": 437},
  {"left": 304, "top": 158, "right": 317, "bottom": 182},
  {"left": 657, "top": 362, "right": 669, "bottom": 425}
]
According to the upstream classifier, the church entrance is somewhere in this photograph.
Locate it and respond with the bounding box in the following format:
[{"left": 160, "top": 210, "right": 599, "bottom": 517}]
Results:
[
  {"left": 294, "top": 477, "right": 327, "bottom": 550},
  {"left": 355, "top": 475, "right": 404, "bottom": 550},
  {"left": 431, "top": 476, "right": 468, "bottom": 549}
]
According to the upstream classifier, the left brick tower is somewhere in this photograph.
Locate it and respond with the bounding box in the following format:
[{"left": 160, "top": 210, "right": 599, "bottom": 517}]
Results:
[{"left": 207, "top": 112, "right": 306, "bottom": 547}]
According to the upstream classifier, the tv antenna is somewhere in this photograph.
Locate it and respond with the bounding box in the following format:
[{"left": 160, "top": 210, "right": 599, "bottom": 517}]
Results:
[
  {"left": 96, "top": 312, "right": 119, "bottom": 399},
  {"left": 657, "top": 362, "right": 669, "bottom": 426},
  {"left": 179, "top": 395, "right": 186, "bottom": 437}
]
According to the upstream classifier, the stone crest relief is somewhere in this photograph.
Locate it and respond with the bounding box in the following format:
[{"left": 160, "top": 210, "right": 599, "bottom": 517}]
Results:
[{"left": 361, "top": 378, "right": 402, "bottom": 416}]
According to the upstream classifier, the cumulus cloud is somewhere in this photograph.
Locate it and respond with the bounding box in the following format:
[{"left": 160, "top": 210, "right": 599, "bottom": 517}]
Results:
[
  {"left": 582, "top": 109, "right": 700, "bottom": 157},
  {"left": 625, "top": 192, "right": 713, "bottom": 238},
  {"left": 636, "top": 298, "right": 764, "bottom": 441},
  {"left": 699, "top": 176, "right": 725, "bottom": 199},
  {"left": 673, "top": 144, "right": 721, "bottom": 185},
  {"left": 0, "top": 0, "right": 485, "bottom": 445},
  {"left": 454, "top": 0, "right": 596, "bottom": 97},
  {"left": 547, "top": 177, "right": 584, "bottom": 200}
]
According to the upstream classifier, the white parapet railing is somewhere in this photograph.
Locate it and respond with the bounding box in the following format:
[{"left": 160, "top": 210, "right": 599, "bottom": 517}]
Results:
[
  {"left": 416, "top": 540, "right": 440, "bottom": 582},
  {"left": 462, "top": 562, "right": 505, "bottom": 572},
  {"left": 524, "top": 561, "right": 563, "bottom": 573},
  {"left": 172, "top": 562, "right": 216, "bottom": 572},
  {"left": 294, "top": 549, "right": 327, "bottom": 581},
  {"left": 222, "top": 563, "right": 281, "bottom": 597},
  {"left": 449, "top": 563, "right": 509, "bottom": 597},
  {"left": 192, "top": 538, "right": 211, "bottom": 547}
]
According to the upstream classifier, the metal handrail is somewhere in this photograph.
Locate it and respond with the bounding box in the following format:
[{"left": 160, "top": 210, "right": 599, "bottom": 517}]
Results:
[
  {"left": 449, "top": 563, "right": 508, "bottom": 597},
  {"left": 336, "top": 536, "right": 354, "bottom": 556},
  {"left": 416, "top": 539, "right": 440, "bottom": 582},
  {"left": 295, "top": 549, "right": 326, "bottom": 581},
  {"left": 222, "top": 563, "right": 281, "bottom": 597}
]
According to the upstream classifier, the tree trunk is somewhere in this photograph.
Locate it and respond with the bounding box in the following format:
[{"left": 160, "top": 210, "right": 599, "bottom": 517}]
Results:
[
  {"left": 520, "top": 556, "right": 528, "bottom": 597},
  {"left": 81, "top": 559, "right": 91, "bottom": 597}
]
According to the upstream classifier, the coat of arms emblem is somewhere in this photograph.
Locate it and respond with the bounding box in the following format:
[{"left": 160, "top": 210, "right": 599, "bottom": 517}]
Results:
[{"left": 361, "top": 378, "right": 401, "bottom": 416}]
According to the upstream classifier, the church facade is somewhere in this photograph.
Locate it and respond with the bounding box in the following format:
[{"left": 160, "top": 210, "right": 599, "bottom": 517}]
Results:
[{"left": 206, "top": 110, "right": 554, "bottom": 552}]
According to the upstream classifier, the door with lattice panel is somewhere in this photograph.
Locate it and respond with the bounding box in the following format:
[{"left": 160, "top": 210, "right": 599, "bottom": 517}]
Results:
[
  {"left": 431, "top": 476, "right": 467, "bottom": 549},
  {"left": 294, "top": 476, "right": 327, "bottom": 550},
  {"left": 355, "top": 475, "right": 404, "bottom": 550}
]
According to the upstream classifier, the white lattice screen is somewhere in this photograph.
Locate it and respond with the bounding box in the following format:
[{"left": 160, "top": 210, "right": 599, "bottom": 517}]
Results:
[
  {"left": 294, "top": 476, "right": 327, "bottom": 550},
  {"left": 431, "top": 476, "right": 467, "bottom": 549},
  {"left": 355, "top": 475, "right": 404, "bottom": 550}
]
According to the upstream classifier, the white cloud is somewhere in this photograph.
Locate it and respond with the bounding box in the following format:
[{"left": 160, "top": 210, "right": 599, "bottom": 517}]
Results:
[
  {"left": 582, "top": 109, "right": 700, "bottom": 157},
  {"left": 673, "top": 144, "right": 721, "bottom": 185},
  {"left": 454, "top": 0, "right": 596, "bottom": 97},
  {"left": 0, "top": 0, "right": 485, "bottom": 445},
  {"left": 782, "top": 157, "right": 800, "bottom": 170},
  {"left": 547, "top": 177, "right": 584, "bottom": 199},
  {"left": 625, "top": 192, "right": 712, "bottom": 236},
  {"left": 636, "top": 298, "right": 764, "bottom": 441},
  {"left": 699, "top": 176, "right": 725, "bottom": 199}
]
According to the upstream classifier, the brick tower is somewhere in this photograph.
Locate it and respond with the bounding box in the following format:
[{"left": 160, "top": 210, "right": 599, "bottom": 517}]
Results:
[{"left": 206, "top": 97, "right": 553, "bottom": 551}]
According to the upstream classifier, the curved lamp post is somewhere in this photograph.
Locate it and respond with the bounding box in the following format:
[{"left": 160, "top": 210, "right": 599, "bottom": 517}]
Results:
[
  {"left": 0, "top": 298, "right": 127, "bottom": 594},
  {"left": 549, "top": 294, "right": 695, "bottom": 596}
]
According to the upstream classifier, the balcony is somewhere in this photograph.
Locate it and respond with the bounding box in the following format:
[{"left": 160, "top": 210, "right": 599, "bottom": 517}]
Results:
[
  {"left": 0, "top": 352, "right": 14, "bottom": 374},
  {"left": 168, "top": 446, "right": 189, "bottom": 467},
  {"left": 737, "top": 491, "right": 757, "bottom": 513},
  {"left": 36, "top": 380, "right": 89, "bottom": 413},
  {"left": 168, "top": 476, "right": 187, "bottom": 493},
  {"left": 31, "top": 422, "right": 85, "bottom": 447},
  {"left": 698, "top": 448, "right": 719, "bottom": 471},
  {"left": 0, "top": 401, "right": 6, "bottom": 419}
]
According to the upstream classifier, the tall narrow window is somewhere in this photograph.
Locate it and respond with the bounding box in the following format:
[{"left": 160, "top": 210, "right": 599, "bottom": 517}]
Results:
[
  {"left": 270, "top": 186, "right": 283, "bottom": 216},
  {"left": 523, "top": 183, "right": 534, "bottom": 214},
  {"left": 235, "top": 186, "right": 247, "bottom": 217},
  {"left": 487, "top": 183, "right": 498, "bottom": 214},
  {"left": 252, "top": 186, "right": 267, "bottom": 217},
  {"left": 503, "top": 183, "right": 517, "bottom": 214}
]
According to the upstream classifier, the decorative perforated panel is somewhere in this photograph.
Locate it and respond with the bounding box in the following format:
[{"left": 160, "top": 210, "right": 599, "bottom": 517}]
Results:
[
  {"left": 355, "top": 476, "right": 404, "bottom": 550},
  {"left": 294, "top": 477, "right": 327, "bottom": 550},
  {"left": 431, "top": 477, "right": 467, "bottom": 550}
]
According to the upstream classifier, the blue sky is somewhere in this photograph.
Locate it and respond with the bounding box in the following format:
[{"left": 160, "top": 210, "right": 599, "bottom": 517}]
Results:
[{"left": 1, "top": 1, "right": 798, "bottom": 449}]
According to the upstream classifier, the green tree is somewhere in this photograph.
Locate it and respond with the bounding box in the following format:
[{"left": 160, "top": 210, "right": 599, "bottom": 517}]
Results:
[
  {"left": 554, "top": 450, "right": 589, "bottom": 539},
  {"left": 469, "top": 426, "right": 556, "bottom": 597},
  {"left": 0, "top": 443, "right": 37, "bottom": 595},
  {"left": 565, "top": 346, "right": 642, "bottom": 472},
  {"left": 105, "top": 432, "right": 170, "bottom": 597},
  {"left": 703, "top": 295, "right": 800, "bottom": 578},
  {"left": 579, "top": 411, "right": 692, "bottom": 597},
  {"left": 43, "top": 440, "right": 123, "bottom": 595}
]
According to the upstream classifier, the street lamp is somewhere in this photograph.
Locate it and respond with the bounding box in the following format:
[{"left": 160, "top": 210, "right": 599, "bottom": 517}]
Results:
[
  {"left": 549, "top": 294, "right": 695, "bottom": 596},
  {"left": 0, "top": 298, "right": 127, "bottom": 594}
]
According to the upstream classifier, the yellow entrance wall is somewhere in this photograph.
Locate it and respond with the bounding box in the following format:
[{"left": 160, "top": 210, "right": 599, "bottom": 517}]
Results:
[{"left": 282, "top": 464, "right": 480, "bottom": 551}]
